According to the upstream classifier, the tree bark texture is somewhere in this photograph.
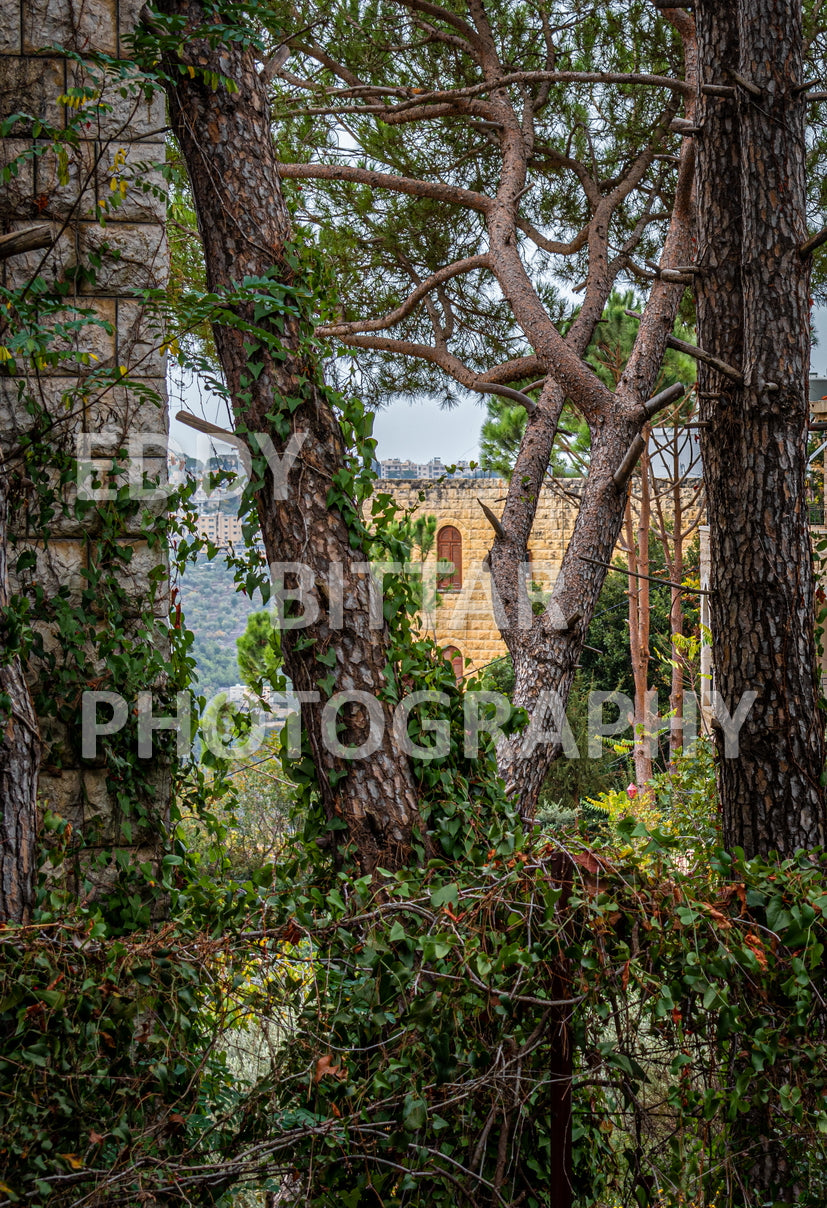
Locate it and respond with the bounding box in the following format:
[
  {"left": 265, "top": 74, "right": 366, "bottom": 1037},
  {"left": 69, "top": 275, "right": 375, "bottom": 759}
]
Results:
[
  {"left": 0, "top": 460, "right": 40, "bottom": 923},
  {"left": 694, "top": 4, "right": 825, "bottom": 1201},
  {"left": 266, "top": 1, "right": 699, "bottom": 822},
  {"left": 667, "top": 468, "right": 685, "bottom": 761},
  {"left": 488, "top": 10, "right": 698, "bottom": 819},
  {"left": 695, "top": 0, "right": 826, "bottom": 860},
  {"left": 159, "top": 1, "right": 421, "bottom": 873}
]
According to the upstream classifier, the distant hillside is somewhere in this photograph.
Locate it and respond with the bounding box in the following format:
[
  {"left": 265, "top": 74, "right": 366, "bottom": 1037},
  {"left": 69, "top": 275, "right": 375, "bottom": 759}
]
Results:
[{"left": 178, "top": 553, "right": 263, "bottom": 697}]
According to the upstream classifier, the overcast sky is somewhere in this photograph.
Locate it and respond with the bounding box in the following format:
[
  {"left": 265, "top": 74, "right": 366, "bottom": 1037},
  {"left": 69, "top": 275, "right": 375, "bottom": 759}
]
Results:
[
  {"left": 169, "top": 305, "right": 827, "bottom": 467},
  {"left": 168, "top": 368, "right": 486, "bottom": 464}
]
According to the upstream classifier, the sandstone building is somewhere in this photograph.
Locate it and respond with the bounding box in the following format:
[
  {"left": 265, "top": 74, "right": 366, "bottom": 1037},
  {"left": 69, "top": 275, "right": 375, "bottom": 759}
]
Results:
[{"left": 377, "top": 477, "right": 580, "bottom": 677}]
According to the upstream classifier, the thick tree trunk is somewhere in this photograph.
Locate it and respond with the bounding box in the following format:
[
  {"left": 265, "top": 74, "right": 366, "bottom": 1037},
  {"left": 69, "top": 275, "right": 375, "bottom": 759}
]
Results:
[
  {"left": 696, "top": 2, "right": 823, "bottom": 1199},
  {"left": 158, "top": 1, "right": 421, "bottom": 873},
  {"left": 695, "top": 0, "right": 826, "bottom": 859},
  {"left": 0, "top": 461, "right": 40, "bottom": 923}
]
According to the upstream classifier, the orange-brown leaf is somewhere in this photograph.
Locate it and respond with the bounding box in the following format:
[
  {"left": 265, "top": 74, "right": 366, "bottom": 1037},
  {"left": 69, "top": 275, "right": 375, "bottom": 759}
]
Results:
[{"left": 314, "top": 1055, "right": 346, "bottom": 1084}]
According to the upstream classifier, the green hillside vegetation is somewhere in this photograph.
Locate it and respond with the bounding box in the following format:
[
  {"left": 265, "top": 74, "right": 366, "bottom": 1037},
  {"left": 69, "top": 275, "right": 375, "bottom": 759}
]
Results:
[{"left": 178, "top": 553, "right": 262, "bottom": 696}]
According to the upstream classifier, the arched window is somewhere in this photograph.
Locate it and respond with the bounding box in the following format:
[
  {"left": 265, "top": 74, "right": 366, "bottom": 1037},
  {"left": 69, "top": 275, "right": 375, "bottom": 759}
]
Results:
[
  {"left": 437, "top": 525, "right": 462, "bottom": 590},
  {"left": 442, "top": 645, "right": 464, "bottom": 681}
]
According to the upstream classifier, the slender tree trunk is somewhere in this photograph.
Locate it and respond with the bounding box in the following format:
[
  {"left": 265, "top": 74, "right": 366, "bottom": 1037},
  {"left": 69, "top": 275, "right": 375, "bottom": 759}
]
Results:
[
  {"left": 668, "top": 469, "right": 685, "bottom": 761},
  {"left": 0, "top": 460, "right": 40, "bottom": 923},
  {"left": 157, "top": 1, "right": 421, "bottom": 873},
  {"left": 494, "top": 399, "right": 653, "bottom": 812},
  {"left": 628, "top": 453, "right": 653, "bottom": 788},
  {"left": 491, "top": 10, "right": 698, "bottom": 820},
  {"left": 645, "top": 412, "right": 705, "bottom": 762},
  {"left": 695, "top": 0, "right": 826, "bottom": 859}
]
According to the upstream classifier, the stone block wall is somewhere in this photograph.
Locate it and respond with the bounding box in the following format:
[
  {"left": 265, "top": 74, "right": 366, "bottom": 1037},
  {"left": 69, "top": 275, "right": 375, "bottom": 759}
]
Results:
[
  {"left": 0, "top": 0, "right": 169, "bottom": 878},
  {"left": 377, "top": 477, "right": 707, "bottom": 680},
  {"left": 376, "top": 478, "right": 579, "bottom": 675}
]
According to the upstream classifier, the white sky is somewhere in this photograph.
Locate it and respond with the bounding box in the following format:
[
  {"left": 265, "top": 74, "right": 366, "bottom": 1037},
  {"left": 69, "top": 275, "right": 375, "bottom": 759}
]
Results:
[
  {"left": 168, "top": 368, "right": 485, "bottom": 464},
  {"left": 169, "top": 305, "right": 827, "bottom": 466}
]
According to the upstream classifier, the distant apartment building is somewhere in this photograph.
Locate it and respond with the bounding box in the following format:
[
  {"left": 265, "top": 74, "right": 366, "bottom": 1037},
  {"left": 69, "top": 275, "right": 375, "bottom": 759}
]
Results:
[
  {"left": 379, "top": 457, "right": 497, "bottom": 480},
  {"left": 193, "top": 511, "right": 245, "bottom": 547}
]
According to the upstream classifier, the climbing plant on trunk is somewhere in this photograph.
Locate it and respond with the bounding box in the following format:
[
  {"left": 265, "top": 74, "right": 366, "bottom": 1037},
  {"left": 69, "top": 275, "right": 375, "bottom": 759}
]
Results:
[
  {"left": 264, "top": 0, "right": 699, "bottom": 819},
  {"left": 0, "top": 454, "right": 39, "bottom": 924},
  {"left": 152, "top": 0, "right": 422, "bottom": 874}
]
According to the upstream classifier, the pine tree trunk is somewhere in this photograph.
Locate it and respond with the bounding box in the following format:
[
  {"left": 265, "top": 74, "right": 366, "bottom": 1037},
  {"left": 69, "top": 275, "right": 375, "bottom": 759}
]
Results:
[
  {"left": 494, "top": 404, "right": 650, "bottom": 815},
  {"left": 158, "top": 1, "right": 421, "bottom": 873},
  {"left": 696, "top": 1, "right": 821, "bottom": 1197},
  {"left": 491, "top": 11, "right": 698, "bottom": 820},
  {"left": 695, "top": 0, "right": 826, "bottom": 859},
  {"left": 0, "top": 461, "right": 39, "bottom": 923}
]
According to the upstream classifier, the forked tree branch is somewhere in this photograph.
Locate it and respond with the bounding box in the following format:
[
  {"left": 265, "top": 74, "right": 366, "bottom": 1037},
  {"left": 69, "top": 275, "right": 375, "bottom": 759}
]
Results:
[{"left": 317, "top": 254, "right": 491, "bottom": 337}]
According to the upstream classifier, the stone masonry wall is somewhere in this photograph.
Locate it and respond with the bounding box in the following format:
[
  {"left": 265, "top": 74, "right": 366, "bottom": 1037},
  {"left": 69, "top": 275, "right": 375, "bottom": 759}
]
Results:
[
  {"left": 377, "top": 477, "right": 707, "bottom": 679},
  {"left": 376, "top": 479, "right": 580, "bottom": 675},
  {"left": 0, "top": 0, "right": 169, "bottom": 873}
]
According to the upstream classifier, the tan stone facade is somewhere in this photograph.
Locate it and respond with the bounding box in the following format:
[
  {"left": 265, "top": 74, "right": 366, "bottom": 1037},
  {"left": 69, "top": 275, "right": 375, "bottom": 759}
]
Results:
[
  {"left": 0, "top": 1, "right": 169, "bottom": 857},
  {"left": 376, "top": 478, "right": 579, "bottom": 675},
  {"left": 194, "top": 511, "right": 245, "bottom": 548}
]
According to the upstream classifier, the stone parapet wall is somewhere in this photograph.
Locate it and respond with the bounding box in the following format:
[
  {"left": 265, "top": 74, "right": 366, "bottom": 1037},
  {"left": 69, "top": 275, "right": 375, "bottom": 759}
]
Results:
[
  {"left": 376, "top": 477, "right": 706, "bottom": 678},
  {"left": 375, "top": 478, "right": 579, "bottom": 675},
  {"left": 0, "top": 0, "right": 169, "bottom": 871}
]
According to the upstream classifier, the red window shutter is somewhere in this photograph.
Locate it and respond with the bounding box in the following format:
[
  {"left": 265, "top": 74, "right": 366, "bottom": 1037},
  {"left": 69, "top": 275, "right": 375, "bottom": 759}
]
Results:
[{"left": 437, "top": 525, "right": 462, "bottom": 590}]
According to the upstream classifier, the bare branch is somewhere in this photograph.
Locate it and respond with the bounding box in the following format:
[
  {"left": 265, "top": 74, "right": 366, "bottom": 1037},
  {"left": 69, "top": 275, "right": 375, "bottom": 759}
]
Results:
[
  {"left": 613, "top": 434, "right": 647, "bottom": 489},
  {"left": 277, "top": 162, "right": 492, "bottom": 213},
  {"left": 473, "top": 382, "right": 537, "bottom": 413},
  {"left": 176, "top": 410, "right": 239, "bottom": 443},
  {"left": 579, "top": 555, "right": 712, "bottom": 595},
  {"left": 624, "top": 310, "right": 743, "bottom": 381},
  {"left": 643, "top": 381, "right": 686, "bottom": 419},
  {"left": 727, "top": 69, "right": 762, "bottom": 97},
  {"left": 0, "top": 224, "right": 55, "bottom": 261},
  {"left": 800, "top": 228, "right": 827, "bottom": 257},
  {"left": 260, "top": 21, "right": 324, "bottom": 83},
  {"left": 317, "top": 254, "right": 491, "bottom": 337},
  {"left": 701, "top": 83, "right": 737, "bottom": 98},
  {"left": 478, "top": 498, "right": 507, "bottom": 539}
]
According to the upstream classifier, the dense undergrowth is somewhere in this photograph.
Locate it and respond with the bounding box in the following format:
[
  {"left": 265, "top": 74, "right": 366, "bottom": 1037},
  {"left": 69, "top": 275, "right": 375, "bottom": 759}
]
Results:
[{"left": 4, "top": 765, "right": 827, "bottom": 1207}]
